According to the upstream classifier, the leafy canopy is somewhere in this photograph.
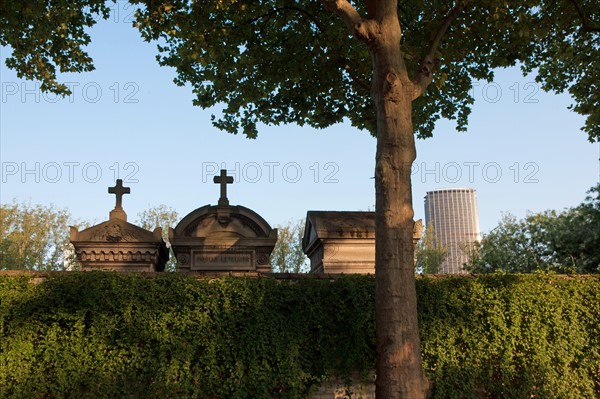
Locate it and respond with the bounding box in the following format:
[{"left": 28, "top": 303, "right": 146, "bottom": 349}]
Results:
[{"left": 1, "top": 1, "right": 598, "bottom": 140}]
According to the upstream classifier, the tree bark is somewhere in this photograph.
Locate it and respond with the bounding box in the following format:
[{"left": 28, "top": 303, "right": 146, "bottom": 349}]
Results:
[
  {"left": 370, "top": 17, "right": 429, "bottom": 399},
  {"left": 321, "top": 1, "right": 430, "bottom": 397}
]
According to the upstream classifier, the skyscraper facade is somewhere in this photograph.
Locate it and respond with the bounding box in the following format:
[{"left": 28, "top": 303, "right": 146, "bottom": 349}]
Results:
[{"left": 424, "top": 188, "right": 480, "bottom": 274}]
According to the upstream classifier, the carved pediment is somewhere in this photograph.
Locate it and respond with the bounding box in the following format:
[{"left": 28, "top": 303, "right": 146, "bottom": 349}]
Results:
[
  {"left": 72, "top": 219, "right": 158, "bottom": 243},
  {"left": 175, "top": 205, "right": 276, "bottom": 240},
  {"left": 184, "top": 214, "right": 259, "bottom": 239}
]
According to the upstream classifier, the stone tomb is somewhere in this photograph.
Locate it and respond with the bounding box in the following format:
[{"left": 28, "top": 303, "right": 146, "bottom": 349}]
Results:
[
  {"left": 302, "top": 211, "right": 376, "bottom": 274},
  {"left": 171, "top": 170, "right": 277, "bottom": 273},
  {"left": 70, "top": 179, "right": 169, "bottom": 272},
  {"left": 302, "top": 211, "right": 423, "bottom": 274}
]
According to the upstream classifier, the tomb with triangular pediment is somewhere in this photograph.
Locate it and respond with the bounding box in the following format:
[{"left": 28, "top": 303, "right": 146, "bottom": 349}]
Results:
[{"left": 69, "top": 179, "right": 169, "bottom": 272}]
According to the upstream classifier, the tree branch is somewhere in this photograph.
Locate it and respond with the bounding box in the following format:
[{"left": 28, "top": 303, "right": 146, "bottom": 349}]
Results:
[
  {"left": 248, "top": 6, "right": 325, "bottom": 33},
  {"left": 412, "top": 4, "right": 465, "bottom": 100},
  {"left": 397, "top": 3, "right": 415, "bottom": 32},
  {"left": 320, "top": 0, "right": 362, "bottom": 30},
  {"left": 568, "top": 0, "right": 600, "bottom": 32},
  {"left": 320, "top": 0, "right": 373, "bottom": 43},
  {"left": 426, "top": 5, "right": 465, "bottom": 60},
  {"left": 284, "top": 5, "right": 326, "bottom": 33}
]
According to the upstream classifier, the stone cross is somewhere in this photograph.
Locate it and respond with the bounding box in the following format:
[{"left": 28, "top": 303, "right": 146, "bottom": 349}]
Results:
[
  {"left": 108, "top": 179, "right": 130, "bottom": 210},
  {"left": 213, "top": 169, "right": 233, "bottom": 206}
]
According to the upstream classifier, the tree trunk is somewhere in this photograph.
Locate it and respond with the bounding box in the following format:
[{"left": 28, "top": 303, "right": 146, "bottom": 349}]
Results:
[
  {"left": 320, "top": 1, "right": 431, "bottom": 397},
  {"left": 370, "top": 10, "right": 429, "bottom": 399}
]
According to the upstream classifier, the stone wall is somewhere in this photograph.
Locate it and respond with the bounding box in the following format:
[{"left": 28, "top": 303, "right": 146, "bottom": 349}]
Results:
[{"left": 311, "top": 373, "right": 375, "bottom": 399}]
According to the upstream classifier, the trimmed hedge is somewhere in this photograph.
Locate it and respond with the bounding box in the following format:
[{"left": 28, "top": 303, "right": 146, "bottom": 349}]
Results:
[
  {"left": 418, "top": 274, "right": 600, "bottom": 398},
  {"left": 0, "top": 273, "right": 598, "bottom": 398}
]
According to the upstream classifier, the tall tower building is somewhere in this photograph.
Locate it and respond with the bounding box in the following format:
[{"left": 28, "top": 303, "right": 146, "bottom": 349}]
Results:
[{"left": 424, "top": 188, "right": 480, "bottom": 274}]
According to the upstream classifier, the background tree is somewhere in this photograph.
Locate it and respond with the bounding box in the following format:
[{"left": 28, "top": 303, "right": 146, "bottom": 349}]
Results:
[
  {"left": 0, "top": 201, "right": 82, "bottom": 270},
  {"left": 136, "top": 204, "right": 179, "bottom": 272},
  {"left": 415, "top": 225, "right": 447, "bottom": 274},
  {"left": 465, "top": 213, "right": 541, "bottom": 273},
  {"left": 0, "top": 201, "right": 181, "bottom": 271},
  {"left": 270, "top": 219, "right": 309, "bottom": 273},
  {"left": 2, "top": 1, "right": 599, "bottom": 397},
  {"left": 566, "top": 183, "right": 600, "bottom": 272},
  {"left": 466, "top": 184, "right": 600, "bottom": 274}
]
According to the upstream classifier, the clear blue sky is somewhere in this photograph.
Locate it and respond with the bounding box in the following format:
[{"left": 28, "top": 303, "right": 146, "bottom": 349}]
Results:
[{"left": 1, "top": 7, "right": 598, "bottom": 233}]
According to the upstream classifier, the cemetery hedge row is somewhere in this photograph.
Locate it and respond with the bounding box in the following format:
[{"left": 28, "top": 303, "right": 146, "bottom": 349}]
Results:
[{"left": 0, "top": 272, "right": 599, "bottom": 399}]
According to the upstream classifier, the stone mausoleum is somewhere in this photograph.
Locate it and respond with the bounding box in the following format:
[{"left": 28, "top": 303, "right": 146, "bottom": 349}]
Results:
[
  {"left": 302, "top": 211, "right": 423, "bottom": 274},
  {"left": 69, "top": 179, "right": 169, "bottom": 272},
  {"left": 171, "top": 170, "right": 278, "bottom": 273}
]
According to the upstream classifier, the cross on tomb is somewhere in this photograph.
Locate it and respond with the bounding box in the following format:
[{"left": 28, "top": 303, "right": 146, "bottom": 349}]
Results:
[
  {"left": 108, "top": 179, "right": 130, "bottom": 210},
  {"left": 213, "top": 169, "right": 233, "bottom": 206}
]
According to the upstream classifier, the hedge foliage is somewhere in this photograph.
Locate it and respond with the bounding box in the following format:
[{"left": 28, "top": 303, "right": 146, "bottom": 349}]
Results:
[
  {"left": 418, "top": 274, "right": 600, "bottom": 398},
  {"left": 0, "top": 273, "right": 598, "bottom": 399}
]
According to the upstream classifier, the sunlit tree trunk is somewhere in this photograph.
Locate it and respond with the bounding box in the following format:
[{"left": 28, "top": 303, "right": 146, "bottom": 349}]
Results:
[
  {"left": 320, "top": 0, "right": 449, "bottom": 396},
  {"left": 370, "top": 12, "right": 429, "bottom": 399}
]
